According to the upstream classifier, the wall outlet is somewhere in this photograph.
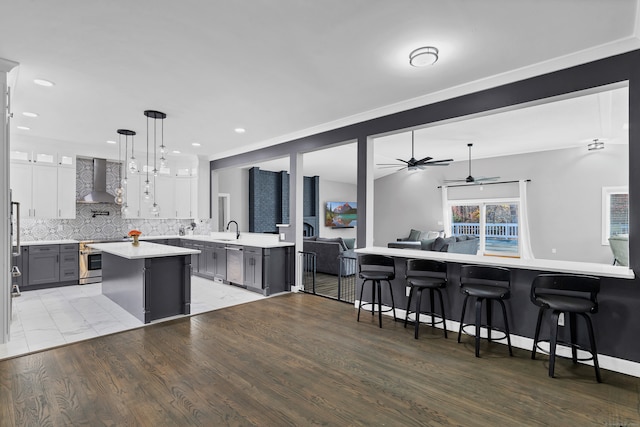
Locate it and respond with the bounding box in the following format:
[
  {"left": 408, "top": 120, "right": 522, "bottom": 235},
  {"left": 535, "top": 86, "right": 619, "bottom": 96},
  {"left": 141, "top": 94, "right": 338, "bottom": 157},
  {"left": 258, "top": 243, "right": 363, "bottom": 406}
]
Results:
[
  {"left": 280, "top": 233, "right": 285, "bottom": 240},
  {"left": 406, "top": 286, "right": 411, "bottom": 297},
  {"left": 558, "top": 313, "right": 565, "bottom": 326}
]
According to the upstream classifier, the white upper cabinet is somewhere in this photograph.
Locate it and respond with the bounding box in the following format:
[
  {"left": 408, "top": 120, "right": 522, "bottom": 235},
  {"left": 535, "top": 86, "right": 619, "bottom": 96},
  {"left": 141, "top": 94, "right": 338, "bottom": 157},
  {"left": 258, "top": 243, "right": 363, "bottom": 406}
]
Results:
[
  {"left": 10, "top": 156, "right": 77, "bottom": 219},
  {"left": 10, "top": 163, "right": 33, "bottom": 218},
  {"left": 175, "top": 177, "right": 195, "bottom": 218},
  {"left": 57, "top": 167, "right": 77, "bottom": 218}
]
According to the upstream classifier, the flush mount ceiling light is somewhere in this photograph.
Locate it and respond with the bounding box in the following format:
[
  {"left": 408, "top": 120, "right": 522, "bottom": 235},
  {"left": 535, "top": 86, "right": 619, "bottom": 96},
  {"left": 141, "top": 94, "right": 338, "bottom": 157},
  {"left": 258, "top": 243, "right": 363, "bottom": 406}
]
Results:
[
  {"left": 106, "top": 140, "right": 117, "bottom": 144},
  {"left": 234, "top": 128, "right": 246, "bottom": 134},
  {"left": 33, "top": 79, "right": 55, "bottom": 87},
  {"left": 22, "top": 111, "right": 39, "bottom": 118},
  {"left": 191, "top": 142, "right": 201, "bottom": 147},
  {"left": 588, "top": 138, "right": 605, "bottom": 151},
  {"left": 409, "top": 46, "right": 439, "bottom": 67}
]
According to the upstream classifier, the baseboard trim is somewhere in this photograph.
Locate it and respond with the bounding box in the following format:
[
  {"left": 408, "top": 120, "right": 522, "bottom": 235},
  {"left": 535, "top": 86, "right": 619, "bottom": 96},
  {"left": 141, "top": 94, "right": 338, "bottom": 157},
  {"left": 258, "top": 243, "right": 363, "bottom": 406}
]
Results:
[{"left": 354, "top": 300, "right": 640, "bottom": 378}]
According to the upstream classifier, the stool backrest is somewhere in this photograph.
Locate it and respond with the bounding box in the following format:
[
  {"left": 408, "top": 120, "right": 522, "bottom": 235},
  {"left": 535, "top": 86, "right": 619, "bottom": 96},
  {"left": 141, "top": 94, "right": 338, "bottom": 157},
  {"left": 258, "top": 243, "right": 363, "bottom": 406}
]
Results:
[
  {"left": 406, "top": 259, "right": 447, "bottom": 280},
  {"left": 358, "top": 254, "right": 395, "bottom": 276},
  {"left": 531, "top": 274, "right": 600, "bottom": 312},
  {"left": 460, "top": 265, "right": 510, "bottom": 289}
]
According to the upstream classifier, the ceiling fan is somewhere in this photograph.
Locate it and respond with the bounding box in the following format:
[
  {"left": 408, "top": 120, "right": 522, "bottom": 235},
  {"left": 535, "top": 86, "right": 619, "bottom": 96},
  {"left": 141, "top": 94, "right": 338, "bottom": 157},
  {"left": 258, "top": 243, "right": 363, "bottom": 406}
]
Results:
[
  {"left": 377, "top": 131, "right": 453, "bottom": 171},
  {"left": 444, "top": 143, "right": 500, "bottom": 184}
]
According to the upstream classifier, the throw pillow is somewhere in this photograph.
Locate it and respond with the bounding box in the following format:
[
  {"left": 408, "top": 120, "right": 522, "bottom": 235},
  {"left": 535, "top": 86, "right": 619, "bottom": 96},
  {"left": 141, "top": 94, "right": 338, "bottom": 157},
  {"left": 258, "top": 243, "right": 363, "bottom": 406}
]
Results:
[
  {"left": 343, "top": 238, "right": 356, "bottom": 249},
  {"left": 420, "top": 238, "right": 436, "bottom": 250},
  {"left": 432, "top": 237, "right": 446, "bottom": 251},
  {"left": 425, "top": 231, "right": 441, "bottom": 239},
  {"left": 408, "top": 229, "right": 422, "bottom": 241},
  {"left": 440, "top": 237, "right": 456, "bottom": 252}
]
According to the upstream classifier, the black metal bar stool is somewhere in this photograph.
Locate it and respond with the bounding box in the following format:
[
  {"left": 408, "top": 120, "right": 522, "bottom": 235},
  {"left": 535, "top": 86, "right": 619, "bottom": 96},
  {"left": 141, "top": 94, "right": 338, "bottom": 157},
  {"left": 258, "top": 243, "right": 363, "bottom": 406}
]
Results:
[
  {"left": 404, "top": 259, "right": 448, "bottom": 339},
  {"left": 530, "top": 274, "right": 602, "bottom": 382},
  {"left": 457, "top": 265, "right": 512, "bottom": 357},
  {"left": 357, "top": 254, "right": 397, "bottom": 328}
]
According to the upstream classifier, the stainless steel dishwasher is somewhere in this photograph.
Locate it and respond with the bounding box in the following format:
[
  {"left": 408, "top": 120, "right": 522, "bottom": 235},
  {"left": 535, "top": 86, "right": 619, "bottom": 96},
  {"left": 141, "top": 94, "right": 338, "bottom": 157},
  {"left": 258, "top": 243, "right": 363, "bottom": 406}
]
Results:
[{"left": 225, "top": 245, "right": 244, "bottom": 285}]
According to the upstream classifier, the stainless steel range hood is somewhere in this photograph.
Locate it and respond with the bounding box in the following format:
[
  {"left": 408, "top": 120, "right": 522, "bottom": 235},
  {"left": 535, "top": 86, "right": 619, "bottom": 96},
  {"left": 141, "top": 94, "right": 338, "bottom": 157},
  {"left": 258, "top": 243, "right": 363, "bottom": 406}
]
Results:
[{"left": 79, "top": 158, "right": 115, "bottom": 204}]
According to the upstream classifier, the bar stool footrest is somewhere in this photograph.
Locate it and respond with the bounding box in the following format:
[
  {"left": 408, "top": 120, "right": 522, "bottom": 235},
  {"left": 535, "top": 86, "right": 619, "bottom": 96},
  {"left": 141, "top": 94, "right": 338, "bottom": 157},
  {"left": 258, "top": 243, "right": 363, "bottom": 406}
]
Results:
[
  {"left": 406, "top": 312, "right": 445, "bottom": 327},
  {"left": 534, "top": 339, "right": 597, "bottom": 363},
  {"left": 359, "top": 302, "right": 395, "bottom": 314},
  {"left": 460, "top": 323, "right": 508, "bottom": 342}
]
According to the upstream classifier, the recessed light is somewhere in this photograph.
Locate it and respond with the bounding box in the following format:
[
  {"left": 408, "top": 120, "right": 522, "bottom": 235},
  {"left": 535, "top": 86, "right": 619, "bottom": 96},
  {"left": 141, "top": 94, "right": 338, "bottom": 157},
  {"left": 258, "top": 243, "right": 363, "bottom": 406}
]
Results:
[
  {"left": 17, "top": 126, "right": 30, "bottom": 130},
  {"left": 234, "top": 128, "right": 246, "bottom": 134},
  {"left": 22, "top": 112, "right": 39, "bottom": 118},
  {"left": 106, "top": 140, "right": 117, "bottom": 144},
  {"left": 34, "top": 79, "right": 55, "bottom": 87},
  {"left": 172, "top": 150, "right": 181, "bottom": 154},
  {"left": 191, "top": 142, "right": 201, "bottom": 147}
]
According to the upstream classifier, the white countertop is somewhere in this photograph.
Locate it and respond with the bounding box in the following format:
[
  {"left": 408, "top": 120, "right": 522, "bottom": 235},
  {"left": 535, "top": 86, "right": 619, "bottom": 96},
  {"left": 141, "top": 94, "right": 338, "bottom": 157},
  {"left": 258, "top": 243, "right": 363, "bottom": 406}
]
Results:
[
  {"left": 145, "top": 232, "right": 295, "bottom": 248},
  {"left": 88, "top": 241, "right": 201, "bottom": 260},
  {"left": 355, "top": 246, "right": 635, "bottom": 280},
  {"left": 19, "top": 239, "right": 80, "bottom": 246}
]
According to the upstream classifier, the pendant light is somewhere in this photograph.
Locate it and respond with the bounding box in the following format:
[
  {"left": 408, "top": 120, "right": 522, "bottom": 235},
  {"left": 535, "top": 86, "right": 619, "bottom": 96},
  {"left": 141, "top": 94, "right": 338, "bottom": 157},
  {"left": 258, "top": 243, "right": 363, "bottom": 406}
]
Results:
[
  {"left": 144, "top": 110, "right": 166, "bottom": 212},
  {"left": 127, "top": 128, "right": 138, "bottom": 174},
  {"left": 114, "top": 129, "right": 136, "bottom": 209}
]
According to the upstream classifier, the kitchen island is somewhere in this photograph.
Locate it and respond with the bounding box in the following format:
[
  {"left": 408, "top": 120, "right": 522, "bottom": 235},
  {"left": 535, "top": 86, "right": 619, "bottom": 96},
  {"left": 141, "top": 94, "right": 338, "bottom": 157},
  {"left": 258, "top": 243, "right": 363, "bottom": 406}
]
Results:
[{"left": 88, "top": 241, "right": 201, "bottom": 323}]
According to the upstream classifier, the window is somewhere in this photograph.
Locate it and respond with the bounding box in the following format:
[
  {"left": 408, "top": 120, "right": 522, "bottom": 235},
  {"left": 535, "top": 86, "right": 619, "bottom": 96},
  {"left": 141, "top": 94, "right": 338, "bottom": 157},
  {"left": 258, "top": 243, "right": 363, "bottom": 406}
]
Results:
[
  {"left": 449, "top": 199, "right": 520, "bottom": 257},
  {"left": 602, "top": 186, "right": 629, "bottom": 245}
]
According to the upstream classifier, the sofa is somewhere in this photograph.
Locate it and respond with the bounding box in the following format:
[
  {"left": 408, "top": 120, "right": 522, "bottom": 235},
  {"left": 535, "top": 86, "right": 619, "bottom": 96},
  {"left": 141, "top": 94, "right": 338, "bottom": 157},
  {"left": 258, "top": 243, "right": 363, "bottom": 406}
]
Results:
[
  {"left": 303, "top": 237, "right": 357, "bottom": 275},
  {"left": 388, "top": 235, "right": 479, "bottom": 255}
]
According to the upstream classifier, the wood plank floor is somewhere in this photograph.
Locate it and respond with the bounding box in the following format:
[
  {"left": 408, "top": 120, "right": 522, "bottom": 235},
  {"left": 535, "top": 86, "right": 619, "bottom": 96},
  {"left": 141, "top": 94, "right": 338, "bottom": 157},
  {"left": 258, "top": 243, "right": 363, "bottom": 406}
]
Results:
[{"left": 1, "top": 293, "right": 639, "bottom": 426}]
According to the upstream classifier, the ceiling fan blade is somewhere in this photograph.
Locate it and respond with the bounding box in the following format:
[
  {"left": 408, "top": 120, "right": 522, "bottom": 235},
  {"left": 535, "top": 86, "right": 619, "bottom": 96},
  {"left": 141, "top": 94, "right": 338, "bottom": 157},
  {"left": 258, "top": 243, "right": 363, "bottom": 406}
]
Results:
[
  {"left": 423, "top": 158, "right": 453, "bottom": 164},
  {"left": 416, "top": 156, "right": 433, "bottom": 163},
  {"left": 377, "top": 163, "right": 404, "bottom": 166},
  {"left": 396, "top": 158, "right": 410, "bottom": 164},
  {"left": 475, "top": 176, "right": 500, "bottom": 182},
  {"left": 423, "top": 163, "right": 450, "bottom": 166}
]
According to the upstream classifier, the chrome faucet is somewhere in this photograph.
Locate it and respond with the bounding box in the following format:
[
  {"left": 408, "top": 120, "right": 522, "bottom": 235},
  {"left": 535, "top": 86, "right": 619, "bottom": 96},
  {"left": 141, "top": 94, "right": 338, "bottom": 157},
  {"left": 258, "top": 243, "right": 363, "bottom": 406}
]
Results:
[{"left": 226, "top": 220, "right": 240, "bottom": 239}]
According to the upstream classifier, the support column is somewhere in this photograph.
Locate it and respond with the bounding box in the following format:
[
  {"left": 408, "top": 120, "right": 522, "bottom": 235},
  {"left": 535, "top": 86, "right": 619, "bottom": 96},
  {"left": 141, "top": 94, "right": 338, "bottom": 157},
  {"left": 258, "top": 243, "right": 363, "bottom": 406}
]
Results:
[{"left": 290, "top": 152, "right": 303, "bottom": 291}]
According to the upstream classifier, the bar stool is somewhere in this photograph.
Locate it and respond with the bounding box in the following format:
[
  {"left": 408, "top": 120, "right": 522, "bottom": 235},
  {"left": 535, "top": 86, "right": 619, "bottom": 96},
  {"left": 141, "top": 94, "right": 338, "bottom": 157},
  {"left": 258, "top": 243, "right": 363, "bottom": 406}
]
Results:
[
  {"left": 530, "top": 274, "right": 602, "bottom": 382},
  {"left": 457, "top": 265, "right": 513, "bottom": 357},
  {"left": 357, "top": 254, "right": 397, "bottom": 328},
  {"left": 404, "top": 259, "right": 448, "bottom": 339}
]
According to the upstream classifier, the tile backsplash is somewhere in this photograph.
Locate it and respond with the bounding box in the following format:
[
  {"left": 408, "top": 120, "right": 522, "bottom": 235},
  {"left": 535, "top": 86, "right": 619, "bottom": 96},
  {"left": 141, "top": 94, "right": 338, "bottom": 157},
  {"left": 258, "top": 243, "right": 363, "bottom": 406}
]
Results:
[{"left": 19, "top": 158, "right": 212, "bottom": 241}]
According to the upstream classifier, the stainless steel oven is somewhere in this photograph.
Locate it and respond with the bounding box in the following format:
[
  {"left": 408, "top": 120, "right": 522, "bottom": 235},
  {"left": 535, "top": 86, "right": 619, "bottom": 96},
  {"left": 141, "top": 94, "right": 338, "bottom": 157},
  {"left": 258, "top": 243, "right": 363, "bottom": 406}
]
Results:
[
  {"left": 79, "top": 238, "right": 127, "bottom": 285},
  {"left": 79, "top": 241, "right": 102, "bottom": 285}
]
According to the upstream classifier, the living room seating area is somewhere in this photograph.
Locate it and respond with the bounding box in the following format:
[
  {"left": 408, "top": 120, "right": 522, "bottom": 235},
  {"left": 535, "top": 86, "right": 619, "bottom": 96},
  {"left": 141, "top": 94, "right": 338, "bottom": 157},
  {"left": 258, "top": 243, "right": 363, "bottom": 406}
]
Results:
[{"left": 389, "top": 230, "right": 479, "bottom": 255}]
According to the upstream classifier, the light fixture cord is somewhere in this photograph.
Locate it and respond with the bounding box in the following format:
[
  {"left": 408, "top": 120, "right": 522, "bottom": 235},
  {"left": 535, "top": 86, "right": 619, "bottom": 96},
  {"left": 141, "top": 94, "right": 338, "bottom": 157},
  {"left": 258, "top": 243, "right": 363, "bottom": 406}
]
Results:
[
  {"left": 146, "top": 115, "right": 149, "bottom": 184},
  {"left": 124, "top": 135, "right": 128, "bottom": 181}
]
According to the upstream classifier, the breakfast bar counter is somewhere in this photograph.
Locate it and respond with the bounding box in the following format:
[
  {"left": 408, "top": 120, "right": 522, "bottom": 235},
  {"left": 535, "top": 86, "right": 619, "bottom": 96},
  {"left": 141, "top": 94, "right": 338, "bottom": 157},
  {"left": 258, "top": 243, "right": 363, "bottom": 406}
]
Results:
[
  {"left": 89, "top": 241, "right": 201, "bottom": 323},
  {"left": 353, "top": 247, "right": 640, "bottom": 375}
]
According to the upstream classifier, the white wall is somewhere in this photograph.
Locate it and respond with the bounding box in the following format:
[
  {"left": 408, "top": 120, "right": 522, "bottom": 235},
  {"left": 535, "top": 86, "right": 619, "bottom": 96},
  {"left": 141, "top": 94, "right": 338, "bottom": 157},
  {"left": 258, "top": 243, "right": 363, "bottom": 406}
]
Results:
[
  {"left": 217, "top": 167, "right": 249, "bottom": 232},
  {"left": 318, "top": 178, "right": 357, "bottom": 241},
  {"left": 374, "top": 144, "right": 628, "bottom": 264}
]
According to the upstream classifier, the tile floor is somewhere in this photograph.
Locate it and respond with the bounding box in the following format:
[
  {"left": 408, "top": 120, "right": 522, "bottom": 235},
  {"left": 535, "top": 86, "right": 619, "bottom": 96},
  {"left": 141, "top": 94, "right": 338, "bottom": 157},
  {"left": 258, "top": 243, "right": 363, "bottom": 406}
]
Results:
[{"left": 1, "top": 276, "right": 265, "bottom": 360}]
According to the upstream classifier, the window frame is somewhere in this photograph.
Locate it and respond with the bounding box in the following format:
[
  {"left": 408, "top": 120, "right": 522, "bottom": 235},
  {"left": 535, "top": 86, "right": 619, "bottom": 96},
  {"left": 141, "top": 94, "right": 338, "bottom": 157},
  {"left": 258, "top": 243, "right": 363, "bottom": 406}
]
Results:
[
  {"left": 447, "top": 196, "right": 521, "bottom": 257},
  {"left": 601, "top": 186, "right": 629, "bottom": 245}
]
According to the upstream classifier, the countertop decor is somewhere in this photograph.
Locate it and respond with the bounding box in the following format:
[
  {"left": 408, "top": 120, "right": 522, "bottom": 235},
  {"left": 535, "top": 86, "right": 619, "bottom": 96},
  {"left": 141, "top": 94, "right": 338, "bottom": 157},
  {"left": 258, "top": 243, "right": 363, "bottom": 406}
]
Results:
[{"left": 128, "top": 229, "right": 142, "bottom": 246}]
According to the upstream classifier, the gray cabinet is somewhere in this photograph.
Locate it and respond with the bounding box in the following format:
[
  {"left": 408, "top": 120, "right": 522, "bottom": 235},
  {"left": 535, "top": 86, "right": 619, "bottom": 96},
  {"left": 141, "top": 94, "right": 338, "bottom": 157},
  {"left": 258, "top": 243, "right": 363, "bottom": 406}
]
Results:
[
  {"left": 28, "top": 245, "right": 60, "bottom": 286},
  {"left": 243, "top": 246, "right": 293, "bottom": 296},
  {"left": 20, "top": 243, "right": 79, "bottom": 290},
  {"left": 243, "top": 246, "right": 263, "bottom": 291},
  {"left": 181, "top": 239, "right": 205, "bottom": 276},
  {"left": 204, "top": 242, "right": 226, "bottom": 281},
  {"left": 59, "top": 243, "right": 79, "bottom": 282}
]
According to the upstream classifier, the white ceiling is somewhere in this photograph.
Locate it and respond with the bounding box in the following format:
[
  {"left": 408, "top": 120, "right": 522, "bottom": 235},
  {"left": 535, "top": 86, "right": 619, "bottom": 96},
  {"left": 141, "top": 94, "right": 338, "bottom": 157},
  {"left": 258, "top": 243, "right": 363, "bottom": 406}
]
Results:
[{"left": 1, "top": 1, "right": 639, "bottom": 165}]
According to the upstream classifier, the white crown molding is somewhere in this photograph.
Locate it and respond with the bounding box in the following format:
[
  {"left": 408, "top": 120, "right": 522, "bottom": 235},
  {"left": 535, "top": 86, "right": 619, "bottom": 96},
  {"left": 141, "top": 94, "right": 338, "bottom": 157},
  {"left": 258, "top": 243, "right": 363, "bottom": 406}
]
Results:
[
  {"left": 0, "top": 58, "right": 18, "bottom": 73},
  {"left": 209, "top": 35, "right": 640, "bottom": 162}
]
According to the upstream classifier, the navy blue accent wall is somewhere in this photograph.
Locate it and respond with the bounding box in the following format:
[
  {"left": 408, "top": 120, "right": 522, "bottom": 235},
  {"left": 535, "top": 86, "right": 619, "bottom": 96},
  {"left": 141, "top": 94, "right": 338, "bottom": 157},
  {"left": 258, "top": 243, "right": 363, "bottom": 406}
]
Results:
[{"left": 249, "top": 167, "right": 318, "bottom": 234}]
